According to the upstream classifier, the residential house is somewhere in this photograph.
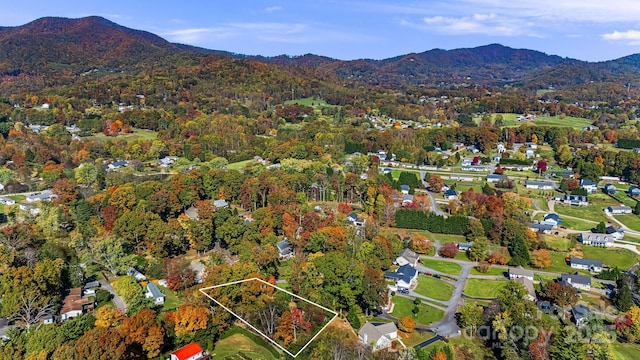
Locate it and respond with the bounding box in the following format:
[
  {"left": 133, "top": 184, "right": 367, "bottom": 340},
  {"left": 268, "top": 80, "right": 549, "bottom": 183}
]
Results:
[
  {"left": 526, "top": 142, "right": 538, "bottom": 149},
  {"left": 358, "top": 322, "right": 398, "bottom": 351},
  {"left": 556, "top": 194, "right": 588, "bottom": 206},
  {"left": 382, "top": 168, "right": 392, "bottom": 175},
  {"left": 501, "top": 163, "right": 533, "bottom": 171},
  {"left": 384, "top": 264, "right": 418, "bottom": 289},
  {"left": 569, "top": 257, "right": 603, "bottom": 273},
  {"left": 452, "top": 142, "right": 465, "bottom": 150},
  {"left": 347, "top": 212, "right": 366, "bottom": 228},
  {"left": 0, "top": 197, "right": 15, "bottom": 205},
  {"left": 170, "top": 342, "right": 210, "bottom": 360},
  {"left": 525, "top": 148, "right": 535, "bottom": 159},
  {"left": 600, "top": 176, "right": 621, "bottom": 182},
  {"left": 395, "top": 249, "right": 419, "bottom": 267},
  {"left": 605, "top": 225, "right": 624, "bottom": 240},
  {"left": 580, "top": 179, "right": 598, "bottom": 194},
  {"left": 603, "top": 184, "right": 617, "bottom": 195},
  {"left": 461, "top": 158, "right": 473, "bottom": 167},
  {"left": 19, "top": 203, "right": 40, "bottom": 215},
  {"left": 127, "top": 267, "right": 147, "bottom": 281},
  {"left": 579, "top": 232, "right": 614, "bottom": 247},
  {"left": 571, "top": 304, "right": 591, "bottom": 327},
  {"left": 541, "top": 213, "right": 562, "bottom": 227},
  {"left": 60, "top": 288, "right": 95, "bottom": 321},
  {"left": 528, "top": 223, "right": 553, "bottom": 234},
  {"left": 486, "top": 174, "right": 507, "bottom": 183},
  {"left": 525, "top": 181, "right": 554, "bottom": 190},
  {"left": 537, "top": 300, "right": 553, "bottom": 314},
  {"left": 184, "top": 206, "right": 199, "bottom": 220},
  {"left": 461, "top": 165, "right": 489, "bottom": 172},
  {"left": 514, "top": 277, "right": 537, "bottom": 301},
  {"left": 605, "top": 205, "right": 633, "bottom": 215},
  {"left": 496, "top": 142, "right": 506, "bottom": 153},
  {"left": 400, "top": 185, "right": 410, "bottom": 195},
  {"left": 472, "top": 156, "right": 481, "bottom": 165},
  {"left": 277, "top": 238, "right": 293, "bottom": 260},
  {"left": 457, "top": 242, "right": 472, "bottom": 251},
  {"left": 159, "top": 156, "right": 179, "bottom": 167},
  {"left": 629, "top": 186, "right": 640, "bottom": 198},
  {"left": 444, "top": 189, "right": 458, "bottom": 200},
  {"left": 43, "top": 315, "right": 54, "bottom": 325},
  {"left": 508, "top": 267, "right": 535, "bottom": 281},
  {"left": 106, "top": 160, "right": 128, "bottom": 171},
  {"left": 559, "top": 273, "right": 592, "bottom": 291},
  {"left": 449, "top": 175, "right": 474, "bottom": 182},
  {"left": 561, "top": 171, "right": 576, "bottom": 179},
  {"left": 213, "top": 199, "right": 229, "bottom": 209},
  {"left": 146, "top": 282, "right": 165, "bottom": 305},
  {"left": 25, "top": 190, "right": 55, "bottom": 203},
  {"left": 402, "top": 194, "right": 414, "bottom": 207}
]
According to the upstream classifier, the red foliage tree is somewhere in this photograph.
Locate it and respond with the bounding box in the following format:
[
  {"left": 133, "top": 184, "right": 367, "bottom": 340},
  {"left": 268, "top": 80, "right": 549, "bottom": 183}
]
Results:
[
  {"left": 102, "top": 205, "right": 118, "bottom": 232},
  {"left": 439, "top": 242, "right": 459, "bottom": 258}
]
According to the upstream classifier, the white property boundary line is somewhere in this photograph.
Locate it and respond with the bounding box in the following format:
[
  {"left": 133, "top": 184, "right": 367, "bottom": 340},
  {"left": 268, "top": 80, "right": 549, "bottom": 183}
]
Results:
[{"left": 199, "top": 277, "right": 339, "bottom": 358}]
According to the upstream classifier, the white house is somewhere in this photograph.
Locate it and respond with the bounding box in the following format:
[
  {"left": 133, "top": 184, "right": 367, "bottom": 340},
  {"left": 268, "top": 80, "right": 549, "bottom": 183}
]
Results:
[
  {"left": 400, "top": 185, "right": 410, "bottom": 195},
  {"left": 146, "top": 282, "right": 165, "bottom": 305},
  {"left": 569, "top": 257, "right": 603, "bottom": 273},
  {"left": 541, "top": 213, "right": 562, "bottom": 227},
  {"left": 444, "top": 189, "right": 458, "bottom": 200},
  {"left": 605, "top": 205, "right": 633, "bottom": 215},
  {"left": 127, "top": 267, "right": 147, "bottom": 281},
  {"left": 25, "top": 190, "right": 55, "bottom": 203},
  {"left": 580, "top": 179, "right": 598, "bottom": 194},
  {"left": 395, "top": 249, "right": 419, "bottom": 267},
  {"left": 508, "top": 267, "right": 534, "bottom": 281},
  {"left": 358, "top": 322, "right": 398, "bottom": 351},
  {"left": 579, "top": 232, "right": 614, "bottom": 247},
  {"left": 384, "top": 264, "right": 418, "bottom": 289},
  {"left": 170, "top": 343, "right": 208, "bottom": 360},
  {"left": 525, "top": 181, "right": 554, "bottom": 190},
  {"left": 276, "top": 238, "right": 293, "bottom": 260},
  {"left": 496, "top": 142, "right": 506, "bottom": 153},
  {"left": 0, "top": 197, "right": 15, "bottom": 205},
  {"left": 560, "top": 273, "right": 591, "bottom": 291}
]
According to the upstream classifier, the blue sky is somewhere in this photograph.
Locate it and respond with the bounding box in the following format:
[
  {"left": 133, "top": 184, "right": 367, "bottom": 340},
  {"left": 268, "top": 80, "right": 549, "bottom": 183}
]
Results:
[{"left": 3, "top": 0, "right": 640, "bottom": 61}]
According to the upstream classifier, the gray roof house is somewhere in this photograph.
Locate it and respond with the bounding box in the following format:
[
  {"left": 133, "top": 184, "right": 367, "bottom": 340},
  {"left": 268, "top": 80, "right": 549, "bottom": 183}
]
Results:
[
  {"left": 213, "top": 199, "right": 229, "bottom": 209},
  {"left": 486, "top": 174, "right": 507, "bottom": 183},
  {"left": 127, "top": 267, "right": 147, "bottom": 281},
  {"left": 579, "top": 232, "right": 614, "bottom": 247},
  {"left": 514, "top": 277, "right": 537, "bottom": 301},
  {"left": 559, "top": 273, "right": 592, "bottom": 291},
  {"left": 605, "top": 205, "right": 633, "bottom": 215},
  {"left": 508, "top": 267, "right": 534, "bottom": 281},
  {"left": 525, "top": 181, "right": 554, "bottom": 190},
  {"left": 629, "top": 186, "right": 640, "bottom": 197},
  {"left": 277, "top": 238, "right": 293, "bottom": 260},
  {"left": 457, "top": 242, "right": 472, "bottom": 251},
  {"left": 145, "top": 282, "right": 165, "bottom": 305},
  {"left": 603, "top": 184, "right": 617, "bottom": 195},
  {"left": 571, "top": 304, "right": 591, "bottom": 327},
  {"left": 396, "top": 249, "right": 419, "bottom": 267},
  {"left": 569, "top": 257, "right": 603, "bottom": 273},
  {"left": 358, "top": 322, "right": 398, "bottom": 351},
  {"left": 528, "top": 223, "right": 553, "bottom": 234}
]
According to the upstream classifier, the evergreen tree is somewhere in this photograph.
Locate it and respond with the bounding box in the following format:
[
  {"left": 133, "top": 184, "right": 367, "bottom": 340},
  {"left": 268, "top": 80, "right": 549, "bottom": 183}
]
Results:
[
  {"left": 613, "top": 278, "right": 634, "bottom": 312},
  {"left": 508, "top": 237, "right": 530, "bottom": 266},
  {"left": 596, "top": 221, "right": 607, "bottom": 234}
]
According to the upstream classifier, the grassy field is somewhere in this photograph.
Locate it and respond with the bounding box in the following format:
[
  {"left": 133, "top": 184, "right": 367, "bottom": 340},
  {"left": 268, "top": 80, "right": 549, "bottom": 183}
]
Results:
[
  {"left": 553, "top": 203, "right": 611, "bottom": 224},
  {"left": 470, "top": 266, "right": 506, "bottom": 276},
  {"left": 212, "top": 333, "right": 280, "bottom": 360},
  {"left": 559, "top": 217, "right": 597, "bottom": 231},
  {"left": 90, "top": 129, "right": 158, "bottom": 142},
  {"left": 463, "top": 279, "right": 508, "bottom": 298},
  {"left": 391, "top": 296, "right": 445, "bottom": 325},
  {"left": 414, "top": 276, "right": 455, "bottom": 301},
  {"left": 285, "top": 97, "right": 338, "bottom": 108},
  {"left": 160, "top": 285, "right": 182, "bottom": 312},
  {"left": 398, "top": 330, "right": 436, "bottom": 347},
  {"left": 614, "top": 214, "right": 640, "bottom": 232},
  {"left": 612, "top": 341, "right": 640, "bottom": 360},
  {"left": 542, "top": 235, "right": 573, "bottom": 251},
  {"left": 227, "top": 159, "right": 254, "bottom": 170},
  {"left": 444, "top": 181, "right": 483, "bottom": 194},
  {"left": 581, "top": 247, "right": 639, "bottom": 270},
  {"left": 419, "top": 258, "right": 462, "bottom": 275},
  {"left": 526, "top": 251, "right": 571, "bottom": 274},
  {"left": 605, "top": 191, "right": 638, "bottom": 207},
  {"left": 473, "top": 113, "right": 593, "bottom": 129},
  {"left": 407, "top": 229, "right": 466, "bottom": 244},
  {"left": 8, "top": 195, "right": 26, "bottom": 203},
  {"left": 421, "top": 336, "right": 496, "bottom": 359}
]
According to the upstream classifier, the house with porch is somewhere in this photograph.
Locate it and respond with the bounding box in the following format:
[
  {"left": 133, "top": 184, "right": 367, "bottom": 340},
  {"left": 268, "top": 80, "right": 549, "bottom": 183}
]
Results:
[
  {"left": 569, "top": 257, "right": 603, "bottom": 273},
  {"left": 358, "top": 322, "right": 398, "bottom": 351},
  {"left": 384, "top": 264, "right": 418, "bottom": 290},
  {"left": 580, "top": 179, "right": 598, "bottom": 194},
  {"left": 525, "top": 181, "right": 554, "bottom": 190},
  {"left": 579, "top": 232, "right": 614, "bottom": 247}
]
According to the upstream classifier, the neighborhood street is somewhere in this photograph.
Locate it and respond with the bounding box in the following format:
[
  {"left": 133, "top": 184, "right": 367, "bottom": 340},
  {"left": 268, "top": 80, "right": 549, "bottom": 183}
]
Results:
[{"left": 99, "top": 279, "right": 126, "bottom": 313}]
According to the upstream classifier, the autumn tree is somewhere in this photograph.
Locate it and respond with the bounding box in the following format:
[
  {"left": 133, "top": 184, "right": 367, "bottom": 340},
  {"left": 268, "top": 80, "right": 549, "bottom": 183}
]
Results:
[
  {"left": 410, "top": 233, "right": 432, "bottom": 254},
  {"left": 398, "top": 316, "right": 416, "bottom": 333},
  {"left": 543, "top": 282, "right": 578, "bottom": 307},
  {"left": 173, "top": 304, "right": 210, "bottom": 337},
  {"left": 457, "top": 302, "right": 484, "bottom": 333},
  {"left": 531, "top": 249, "right": 551, "bottom": 268},
  {"left": 119, "top": 308, "right": 165, "bottom": 358},
  {"left": 428, "top": 175, "right": 444, "bottom": 192},
  {"left": 275, "top": 310, "right": 294, "bottom": 345},
  {"left": 439, "top": 242, "right": 458, "bottom": 258},
  {"left": 94, "top": 305, "right": 124, "bottom": 328}
]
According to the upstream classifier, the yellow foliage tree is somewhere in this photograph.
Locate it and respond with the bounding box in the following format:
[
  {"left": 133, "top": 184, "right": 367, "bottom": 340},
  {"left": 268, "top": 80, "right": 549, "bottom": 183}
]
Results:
[
  {"left": 173, "top": 305, "right": 210, "bottom": 337},
  {"left": 94, "top": 305, "right": 124, "bottom": 328}
]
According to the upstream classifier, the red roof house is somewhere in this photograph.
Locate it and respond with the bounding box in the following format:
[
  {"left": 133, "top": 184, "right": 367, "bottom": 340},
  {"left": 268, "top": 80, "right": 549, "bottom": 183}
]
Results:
[{"left": 170, "top": 343, "right": 210, "bottom": 360}]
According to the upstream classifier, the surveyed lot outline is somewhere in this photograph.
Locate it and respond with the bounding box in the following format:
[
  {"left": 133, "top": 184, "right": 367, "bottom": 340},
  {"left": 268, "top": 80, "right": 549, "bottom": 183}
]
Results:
[{"left": 199, "top": 277, "right": 339, "bottom": 358}]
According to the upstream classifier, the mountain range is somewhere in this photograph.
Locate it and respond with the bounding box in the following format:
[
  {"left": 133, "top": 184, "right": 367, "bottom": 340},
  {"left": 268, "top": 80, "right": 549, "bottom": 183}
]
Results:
[{"left": 1, "top": 16, "right": 639, "bottom": 90}]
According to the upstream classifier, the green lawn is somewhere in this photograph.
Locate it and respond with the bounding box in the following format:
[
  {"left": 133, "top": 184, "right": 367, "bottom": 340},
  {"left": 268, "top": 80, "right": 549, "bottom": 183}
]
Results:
[
  {"left": 612, "top": 341, "right": 640, "bottom": 360},
  {"left": 227, "top": 159, "right": 254, "bottom": 170},
  {"left": 408, "top": 230, "right": 466, "bottom": 244},
  {"left": 285, "top": 97, "right": 337, "bottom": 108},
  {"left": 542, "top": 235, "right": 573, "bottom": 251},
  {"left": 8, "top": 195, "right": 26, "bottom": 203},
  {"left": 419, "top": 258, "right": 462, "bottom": 275},
  {"left": 470, "top": 266, "right": 506, "bottom": 276},
  {"left": 391, "top": 296, "right": 445, "bottom": 325},
  {"left": 614, "top": 214, "right": 640, "bottom": 232},
  {"left": 473, "top": 113, "right": 593, "bottom": 129},
  {"left": 212, "top": 333, "right": 279, "bottom": 360},
  {"left": 558, "top": 216, "right": 596, "bottom": 231},
  {"left": 89, "top": 129, "right": 158, "bottom": 142},
  {"left": 581, "top": 247, "right": 639, "bottom": 270},
  {"left": 464, "top": 279, "right": 509, "bottom": 298},
  {"left": 398, "top": 330, "right": 436, "bottom": 347},
  {"left": 526, "top": 251, "right": 571, "bottom": 274},
  {"left": 160, "top": 285, "right": 182, "bottom": 312},
  {"left": 553, "top": 203, "right": 611, "bottom": 224},
  {"left": 414, "top": 276, "right": 455, "bottom": 301}
]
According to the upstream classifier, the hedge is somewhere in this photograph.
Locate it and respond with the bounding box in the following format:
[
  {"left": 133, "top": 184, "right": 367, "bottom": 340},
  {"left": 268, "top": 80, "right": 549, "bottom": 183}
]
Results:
[{"left": 395, "top": 209, "right": 469, "bottom": 235}]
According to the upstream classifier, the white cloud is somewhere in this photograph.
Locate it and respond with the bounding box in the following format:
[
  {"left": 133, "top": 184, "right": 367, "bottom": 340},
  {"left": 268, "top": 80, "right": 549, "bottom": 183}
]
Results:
[
  {"left": 163, "top": 28, "right": 235, "bottom": 43},
  {"left": 410, "top": 13, "right": 534, "bottom": 37},
  {"left": 264, "top": 6, "right": 284, "bottom": 13},
  {"left": 601, "top": 30, "right": 640, "bottom": 45}
]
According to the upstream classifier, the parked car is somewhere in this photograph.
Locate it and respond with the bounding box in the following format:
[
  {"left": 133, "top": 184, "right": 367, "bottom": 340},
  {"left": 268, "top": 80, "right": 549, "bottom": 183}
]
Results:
[{"left": 398, "top": 288, "right": 409, "bottom": 294}]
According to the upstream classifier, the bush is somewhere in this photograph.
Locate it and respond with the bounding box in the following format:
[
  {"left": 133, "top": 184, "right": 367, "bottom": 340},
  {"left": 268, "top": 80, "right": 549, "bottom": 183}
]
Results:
[
  {"left": 475, "top": 262, "right": 490, "bottom": 273},
  {"left": 439, "top": 243, "right": 459, "bottom": 258}
]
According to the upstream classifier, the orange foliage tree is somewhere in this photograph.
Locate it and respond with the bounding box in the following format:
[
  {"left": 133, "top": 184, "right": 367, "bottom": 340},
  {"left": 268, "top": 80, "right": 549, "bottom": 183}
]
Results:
[{"left": 173, "top": 305, "right": 210, "bottom": 337}]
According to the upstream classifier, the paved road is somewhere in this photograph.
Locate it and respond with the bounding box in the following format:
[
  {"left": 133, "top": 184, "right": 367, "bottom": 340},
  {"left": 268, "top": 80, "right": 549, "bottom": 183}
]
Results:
[
  {"left": 99, "top": 279, "right": 127, "bottom": 313},
  {"left": 425, "top": 190, "right": 446, "bottom": 216}
]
